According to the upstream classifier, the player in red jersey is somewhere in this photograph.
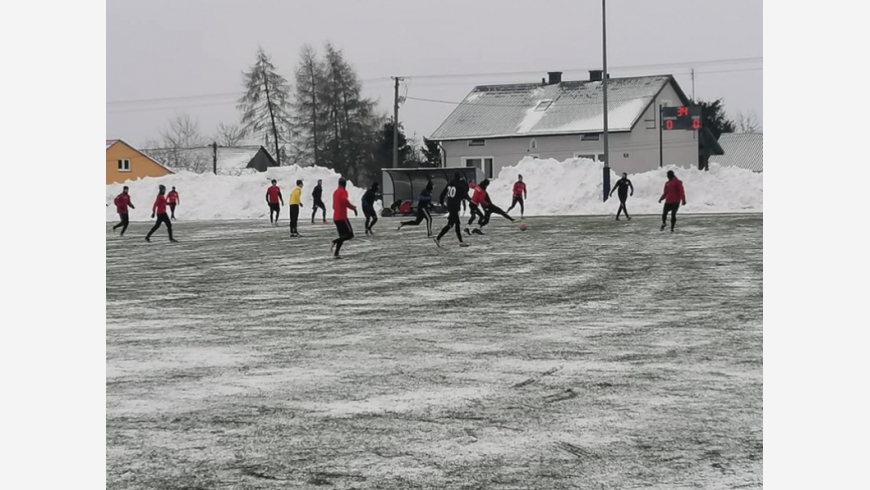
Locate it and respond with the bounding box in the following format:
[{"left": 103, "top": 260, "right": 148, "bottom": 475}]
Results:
[
  {"left": 330, "top": 178, "right": 358, "bottom": 258},
  {"left": 166, "top": 186, "right": 180, "bottom": 220},
  {"left": 111, "top": 186, "right": 135, "bottom": 236},
  {"left": 266, "top": 180, "right": 284, "bottom": 225},
  {"left": 659, "top": 170, "right": 687, "bottom": 232},
  {"left": 506, "top": 174, "right": 528, "bottom": 218},
  {"left": 145, "top": 185, "right": 178, "bottom": 242}
]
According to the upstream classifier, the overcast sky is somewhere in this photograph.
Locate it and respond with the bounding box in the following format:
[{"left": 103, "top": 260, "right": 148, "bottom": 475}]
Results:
[{"left": 107, "top": 0, "right": 762, "bottom": 147}]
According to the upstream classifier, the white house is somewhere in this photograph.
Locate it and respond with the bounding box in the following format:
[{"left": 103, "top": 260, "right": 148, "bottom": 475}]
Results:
[
  {"left": 429, "top": 71, "right": 700, "bottom": 178},
  {"left": 710, "top": 133, "right": 763, "bottom": 172}
]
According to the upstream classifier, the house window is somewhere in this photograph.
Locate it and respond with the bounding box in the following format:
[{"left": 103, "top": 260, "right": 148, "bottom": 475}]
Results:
[
  {"left": 574, "top": 152, "right": 607, "bottom": 162},
  {"left": 468, "top": 139, "right": 486, "bottom": 147},
  {"left": 118, "top": 159, "right": 131, "bottom": 172},
  {"left": 581, "top": 133, "right": 600, "bottom": 141},
  {"left": 463, "top": 157, "right": 494, "bottom": 179},
  {"left": 530, "top": 139, "right": 537, "bottom": 150},
  {"left": 534, "top": 100, "right": 553, "bottom": 111}
]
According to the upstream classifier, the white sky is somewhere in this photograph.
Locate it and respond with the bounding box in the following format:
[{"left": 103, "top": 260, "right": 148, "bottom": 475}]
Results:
[{"left": 107, "top": 0, "right": 762, "bottom": 147}]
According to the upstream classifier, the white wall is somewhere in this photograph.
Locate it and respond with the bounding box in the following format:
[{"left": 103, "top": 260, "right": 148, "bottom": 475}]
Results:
[{"left": 441, "top": 82, "right": 698, "bottom": 177}]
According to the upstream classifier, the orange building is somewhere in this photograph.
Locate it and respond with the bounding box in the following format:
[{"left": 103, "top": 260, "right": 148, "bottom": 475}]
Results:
[{"left": 106, "top": 139, "right": 173, "bottom": 184}]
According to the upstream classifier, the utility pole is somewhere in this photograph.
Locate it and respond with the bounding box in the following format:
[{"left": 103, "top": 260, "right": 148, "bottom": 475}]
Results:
[
  {"left": 601, "top": 0, "right": 610, "bottom": 202},
  {"left": 691, "top": 68, "right": 695, "bottom": 100},
  {"left": 392, "top": 76, "right": 404, "bottom": 168},
  {"left": 212, "top": 142, "right": 218, "bottom": 175}
]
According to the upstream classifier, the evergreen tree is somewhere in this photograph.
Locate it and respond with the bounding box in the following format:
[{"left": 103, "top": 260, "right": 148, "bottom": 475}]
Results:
[
  {"left": 375, "top": 121, "right": 415, "bottom": 170},
  {"left": 319, "top": 42, "right": 383, "bottom": 183},
  {"left": 237, "top": 47, "right": 292, "bottom": 165},
  {"left": 421, "top": 137, "right": 442, "bottom": 167},
  {"left": 292, "top": 44, "right": 327, "bottom": 166},
  {"left": 694, "top": 98, "right": 736, "bottom": 139}
]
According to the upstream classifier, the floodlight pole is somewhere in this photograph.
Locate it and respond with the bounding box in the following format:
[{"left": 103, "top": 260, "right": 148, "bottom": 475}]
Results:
[{"left": 601, "top": 0, "right": 610, "bottom": 202}]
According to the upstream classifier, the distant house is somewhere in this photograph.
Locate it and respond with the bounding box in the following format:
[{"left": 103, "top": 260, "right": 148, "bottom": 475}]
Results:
[
  {"left": 429, "top": 71, "right": 706, "bottom": 178},
  {"left": 142, "top": 145, "right": 278, "bottom": 175},
  {"left": 710, "top": 133, "right": 763, "bottom": 172},
  {"left": 106, "top": 139, "right": 174, "bottom": 185}
]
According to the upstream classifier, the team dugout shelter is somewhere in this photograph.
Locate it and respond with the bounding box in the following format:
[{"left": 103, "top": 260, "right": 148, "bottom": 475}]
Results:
[{"left": 380, "top": 167, "right": 480, "bottom": 217}]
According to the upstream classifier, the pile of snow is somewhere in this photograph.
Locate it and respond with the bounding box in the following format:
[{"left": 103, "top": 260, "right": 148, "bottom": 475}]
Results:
[
  {"left": 484, "top": 157, "right": 762, "bottom": 216},
  {"left": 105, "top": 165, "right": 369, "bottom": 222},
  {"left": 106, "top": 158, "right": 762, "bottom": 222}
]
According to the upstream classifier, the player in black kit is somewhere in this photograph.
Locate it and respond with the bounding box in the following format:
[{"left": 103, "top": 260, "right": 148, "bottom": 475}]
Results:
[
  {"left": 434, "top": 172, "right": 470, "bottom": 248},
  {"left": 609, "top": 173, "right": 634, "bottom": 220}
]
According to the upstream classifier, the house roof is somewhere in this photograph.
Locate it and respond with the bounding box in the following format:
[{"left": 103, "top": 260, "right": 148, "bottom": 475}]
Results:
[
  {"left": 141, "top": 146, "right": 275, "bottom": 171},
  {"left": 710, "top": 133, "right": 763, "bottom": 172},
  {"left": 429, "top": 75, "right": 690, "bottom": 141},
  {"left": 106, "top": 139, "right": 174, "bottom": 174}
]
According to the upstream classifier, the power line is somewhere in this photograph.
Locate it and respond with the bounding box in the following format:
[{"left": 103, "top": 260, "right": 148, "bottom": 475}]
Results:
[{"left": 106, "top": 56, "right": 762, "bottom": 107}]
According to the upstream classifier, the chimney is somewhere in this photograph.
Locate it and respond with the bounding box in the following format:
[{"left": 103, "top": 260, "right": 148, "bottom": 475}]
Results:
[
  {"left": 589, "top": 70, "right": 603, "bottom": 82},
  {"left": 547, "top": 71, "right": 562, "bottom": 85}
]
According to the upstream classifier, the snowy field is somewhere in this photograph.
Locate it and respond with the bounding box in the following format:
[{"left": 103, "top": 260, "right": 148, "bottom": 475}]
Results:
[{"left": 106, "top": 214, "right": 762, "bottom": 489}]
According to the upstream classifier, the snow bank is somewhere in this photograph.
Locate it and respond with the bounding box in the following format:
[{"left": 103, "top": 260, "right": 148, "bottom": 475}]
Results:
[
  {"left": 106, "top": 158, "right": 762, "bottom": 222},
  {"left": 105, "top": 165, "right": 369, "bottom": 222},
  {"left": 484, "top": 157, "right": 763, "bottom": 216}
]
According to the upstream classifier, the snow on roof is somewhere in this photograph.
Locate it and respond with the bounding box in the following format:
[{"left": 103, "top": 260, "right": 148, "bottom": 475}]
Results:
[
  {"left": 141, "top": 146, "right": 269, "bottom": 171},
  {"left": 106, "top": 139, "right": 119, "bottom": 150},
  {"left": 709, "top": 133, "right": 763, "bottom": 172},
  {"left": 430, "top": 75, "right": 677, "bottom": 140}
]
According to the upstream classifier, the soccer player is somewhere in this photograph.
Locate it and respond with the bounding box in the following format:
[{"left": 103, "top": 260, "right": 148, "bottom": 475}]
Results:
[
  {"left": 471, "top": 179, "right": 514, "bottom": 234},
  {"left": 397, "top": 180, "right": 434, "bottom": 236},
  {"left": 111, "top": 186, "right": 135, "bottom": 236},
  {"left": 659, "top": 170, "right": 687, "bottom": 232},
  {"left": 466, "top": 180, "right": 487, "bottom": 228},
  {"left": 266, "top": 179, "right": 284, "bottom": 225},
  {"left": 330, "top": 178, "right": 358, "bottom": 258},
  {"left": 311, "top": 179, "right": 327, "bottom": 224},
  {"left": 362, "top": 182, "right": 381, "bottom": 235},
  {"left": 609, "top": 173, "right": 634, "bottom": 220},
  {"left": 166, "top": 186, "right": 180, "bottom": 220},
  {"left": 145, "top": 184, "right": 178, "bottom": 242},
  {"left": 434, "top": 172, "right": 469, "bottom": 248},
  {"left": 289, "top": 179, "right": 304, "bottom": 237},
  {"left": 506, "top": 174, "right": 528, "bottom": 218}
]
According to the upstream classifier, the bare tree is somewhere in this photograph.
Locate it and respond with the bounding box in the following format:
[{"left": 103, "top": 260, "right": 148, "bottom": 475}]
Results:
[
  {"left": 159, "top": 113, "right": 204, "bottom": 148},
  {"left": 735, "top": 110, "right": 761, "bottom": 133},
  {"left": 214, "top": 122, "right": 247, "bottom": 147},
  {"left": 142, "top": 114, "right": 211, "bottom": 172}
]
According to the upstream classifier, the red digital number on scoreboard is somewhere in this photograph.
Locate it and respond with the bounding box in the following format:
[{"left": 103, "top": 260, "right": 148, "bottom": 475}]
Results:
[
  {"left": 665, "top": 120, "right": 674, "bottom": 130},
  {"left": 677, "top": 107, "right": 689, "bottom": 117},
  {"left": 692, "top": 119, "right": 700, "bottom": 129}
]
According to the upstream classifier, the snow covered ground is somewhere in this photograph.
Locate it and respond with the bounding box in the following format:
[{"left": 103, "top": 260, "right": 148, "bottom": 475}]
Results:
[
  {"left": 106, "top": 214, "right": 763, "bottom": 489},
  {"left": 106, "top": 158, "right": 762, "bottom": 222}
]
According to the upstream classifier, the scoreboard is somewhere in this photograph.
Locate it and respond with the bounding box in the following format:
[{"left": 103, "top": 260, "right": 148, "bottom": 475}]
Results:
[{"left": 662, "top": 105, "right": 702, "bottom": 130}]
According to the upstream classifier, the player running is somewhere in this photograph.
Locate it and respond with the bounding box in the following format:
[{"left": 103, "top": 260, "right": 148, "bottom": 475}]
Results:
[
  {"left": 362, "top": 182, "right": 381, "bottom": 235},
  {"left": 434, "top": 172, "right": 470, "bottom": 248},
  {"left": 469, "top": 179, "right": 514, "bottom": 235},
  {"left": 397, "top": 180, "right": 434, "bottom": 236},
  {"left": 506, "top": 174, "right": 528, "bottom": 218},
  {"left": 311, "top": 179, "right": 327, "bottom": 224},
  {"left": 330, "top": 178, "right": 358, "bottom": 259},
  {"left": 266, "top": 179, "right": 284, "bottom": 225},
  {"left": 111, "top": 186, "right": 135, "bottom": 236},
  {"left": 466, "top": 180, "right": 486, "bottom": 226},
  {"left": 145, "top": 184, "right": 178, "bottom": 242},
  {"left": 659, "top": 170, "right": 687, "bottom": 232},
  {"left": 609, "top": 173, "right": 634, "bottom": 220}
]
